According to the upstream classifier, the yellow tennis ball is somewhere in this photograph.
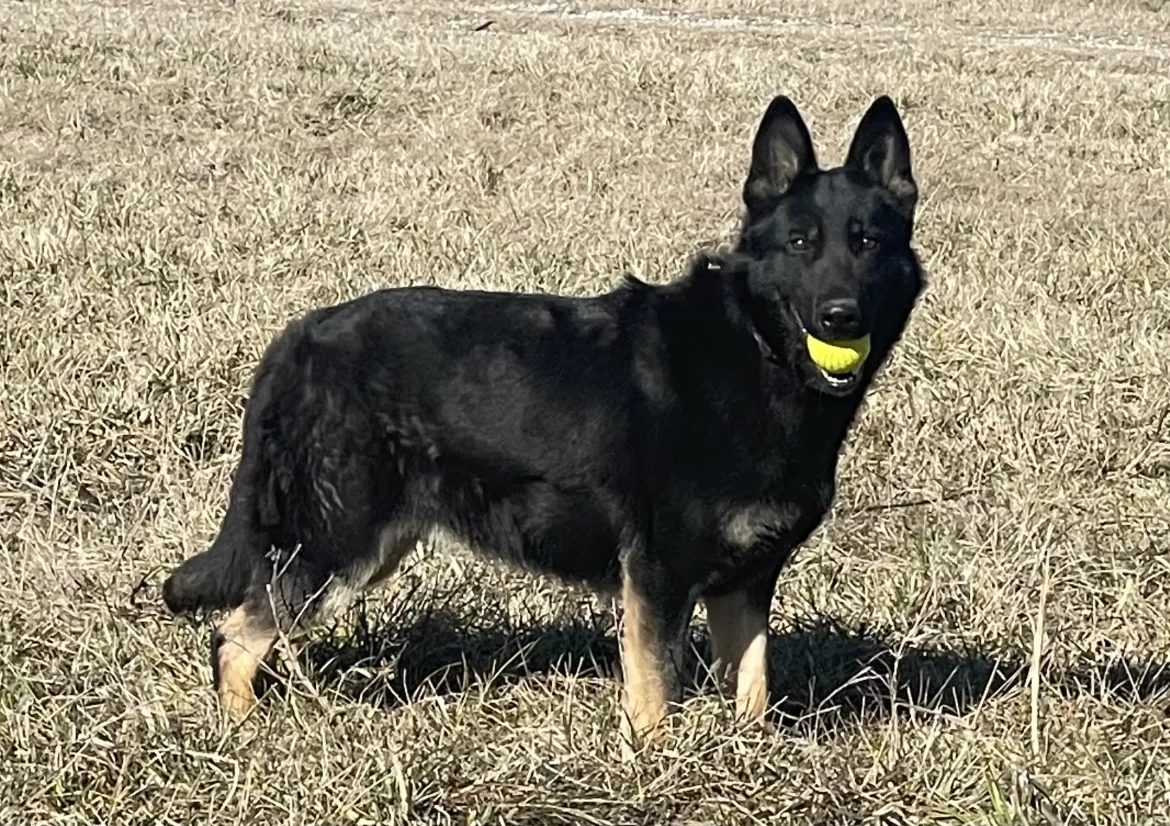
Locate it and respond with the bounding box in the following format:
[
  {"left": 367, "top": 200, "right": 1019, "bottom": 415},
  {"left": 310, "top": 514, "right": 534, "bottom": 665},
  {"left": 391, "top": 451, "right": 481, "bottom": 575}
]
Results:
[{"left": 805, "top": 333, "right": 871, "bottom": 375}]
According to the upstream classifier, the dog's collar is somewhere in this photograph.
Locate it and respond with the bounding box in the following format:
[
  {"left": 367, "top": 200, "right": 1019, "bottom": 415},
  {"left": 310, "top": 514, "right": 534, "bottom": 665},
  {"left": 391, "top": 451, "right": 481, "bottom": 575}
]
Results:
[
  {"left": 743, "top": 298, "right": 789, "bottom": 368},
  {"left": 752, "top": 303, "right": 810, "bottom": 367},
  {"left": 751, "top": 328, "right": 785, "bottom": 367}
]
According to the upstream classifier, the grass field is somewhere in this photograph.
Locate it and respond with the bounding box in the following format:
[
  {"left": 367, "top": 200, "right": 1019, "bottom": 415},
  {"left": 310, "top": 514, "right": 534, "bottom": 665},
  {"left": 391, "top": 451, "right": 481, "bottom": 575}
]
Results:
[{"left": 3, "top": 0, "right": 1170, "bottom": 823}]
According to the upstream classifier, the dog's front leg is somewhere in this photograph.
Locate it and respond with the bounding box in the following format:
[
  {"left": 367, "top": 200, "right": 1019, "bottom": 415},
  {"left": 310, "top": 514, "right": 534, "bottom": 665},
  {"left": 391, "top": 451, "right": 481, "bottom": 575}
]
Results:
[
  {"left": 618, "top": 551, "right": 693, "bottom": 749},
  {"left": 703, "top": 568, "right": 780, "bottom": 722}
]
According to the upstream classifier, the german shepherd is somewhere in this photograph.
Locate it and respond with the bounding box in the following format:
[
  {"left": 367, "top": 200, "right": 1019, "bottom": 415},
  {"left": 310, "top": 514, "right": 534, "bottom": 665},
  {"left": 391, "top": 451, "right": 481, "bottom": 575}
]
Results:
[{"left": 162, "top": 94, "right": 924, "bottom": 746}]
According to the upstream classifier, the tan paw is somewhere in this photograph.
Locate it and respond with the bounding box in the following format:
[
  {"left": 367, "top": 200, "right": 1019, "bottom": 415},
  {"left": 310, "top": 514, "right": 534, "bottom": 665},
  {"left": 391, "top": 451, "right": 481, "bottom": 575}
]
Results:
[{"left": 219, "top": 683, "right": 257, "bottom": 721}]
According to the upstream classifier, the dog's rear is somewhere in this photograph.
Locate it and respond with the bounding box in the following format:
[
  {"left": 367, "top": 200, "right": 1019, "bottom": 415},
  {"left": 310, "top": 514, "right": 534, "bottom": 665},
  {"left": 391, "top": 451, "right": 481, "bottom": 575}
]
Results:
[
  {"left": 161, "top": 322, "right": 302, "bottom": 616},
  {"left": 162, "top": 305, "right": 429, "bottom": 716},
  {"left": 161, "top": 318, "right": 326, "bottom": 717},
  {"left": 160, "top": 435, "right": 273, "bottom": 616}
]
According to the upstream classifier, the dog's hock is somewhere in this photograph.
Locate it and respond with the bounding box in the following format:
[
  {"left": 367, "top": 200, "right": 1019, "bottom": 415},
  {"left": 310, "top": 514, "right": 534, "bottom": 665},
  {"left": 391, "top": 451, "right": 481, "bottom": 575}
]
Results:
[{"left": 619, "top": 628, "right": 669, "bottom": 742}]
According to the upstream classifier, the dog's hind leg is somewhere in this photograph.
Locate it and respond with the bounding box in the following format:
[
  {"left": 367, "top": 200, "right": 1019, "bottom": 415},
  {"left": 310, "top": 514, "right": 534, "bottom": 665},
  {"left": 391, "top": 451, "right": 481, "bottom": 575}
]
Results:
[
  {"left": 212, "top": 594, "right": 279, "bottom": 720},
  {"left": 317, "top": 523, "right": 421, "bottom": 616},
  {"left": 703, "top": 568, "right": 779, "bottom": 722},
  {"left": 210, "top": 543, "right": 340, "bottom": 719},
  {"left": 210, "top": 520, "right": 419, "bottom": 720}
]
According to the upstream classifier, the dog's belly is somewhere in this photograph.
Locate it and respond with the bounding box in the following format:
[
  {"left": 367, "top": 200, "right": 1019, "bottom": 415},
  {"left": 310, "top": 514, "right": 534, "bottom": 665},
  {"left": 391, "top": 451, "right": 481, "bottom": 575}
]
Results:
[
  {"left": 519, "top": 511, "right": 624, "bottom": 589},
  {"left": 432, "top": 478, "right": 625, "bottom": 591}
]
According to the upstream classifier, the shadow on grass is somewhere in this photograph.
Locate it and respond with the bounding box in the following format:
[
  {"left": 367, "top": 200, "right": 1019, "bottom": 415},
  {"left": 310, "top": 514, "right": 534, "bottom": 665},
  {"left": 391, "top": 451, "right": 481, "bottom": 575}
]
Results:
[{"left": 274, "top": 608, "right": 1170, "bottom": 731}]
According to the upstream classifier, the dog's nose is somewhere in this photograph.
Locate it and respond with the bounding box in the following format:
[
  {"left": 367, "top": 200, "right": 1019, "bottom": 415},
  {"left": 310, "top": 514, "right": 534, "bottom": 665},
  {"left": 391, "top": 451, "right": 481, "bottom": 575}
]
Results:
[{"left": 816, "top": 299, "right": 862, "bottom": 339}]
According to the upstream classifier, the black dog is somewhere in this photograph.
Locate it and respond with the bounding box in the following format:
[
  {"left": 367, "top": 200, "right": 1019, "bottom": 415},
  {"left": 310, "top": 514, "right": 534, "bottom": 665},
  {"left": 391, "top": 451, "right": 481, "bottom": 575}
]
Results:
[{"left": 163, "top": 95, "right": 924, "bottom": 746}]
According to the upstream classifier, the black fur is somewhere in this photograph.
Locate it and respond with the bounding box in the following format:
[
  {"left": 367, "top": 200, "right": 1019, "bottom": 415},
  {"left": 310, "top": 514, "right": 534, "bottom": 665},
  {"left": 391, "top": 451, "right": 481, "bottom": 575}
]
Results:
[{"left": 163, "top": 95, "right": 925, "bottom": 720}]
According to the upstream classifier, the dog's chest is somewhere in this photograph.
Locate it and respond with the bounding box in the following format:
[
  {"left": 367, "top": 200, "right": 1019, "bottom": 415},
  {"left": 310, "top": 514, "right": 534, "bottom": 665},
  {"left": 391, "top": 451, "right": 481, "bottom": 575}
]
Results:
[
  {"left": 720, "top": 501, "right": 805, "bottom": 549},
  {"left": 716, "top": 480, "right": 833, "bottom": 569}
]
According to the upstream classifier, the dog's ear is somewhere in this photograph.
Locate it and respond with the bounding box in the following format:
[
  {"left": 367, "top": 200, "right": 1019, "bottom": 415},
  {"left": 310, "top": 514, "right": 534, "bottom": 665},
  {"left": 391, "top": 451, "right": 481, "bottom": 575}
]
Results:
[
  {"left": 742, "top": 95, "right": 818, "bottom": 213},
  {"left": 845, "top": 96, "right": 917, "bottom": 218}
]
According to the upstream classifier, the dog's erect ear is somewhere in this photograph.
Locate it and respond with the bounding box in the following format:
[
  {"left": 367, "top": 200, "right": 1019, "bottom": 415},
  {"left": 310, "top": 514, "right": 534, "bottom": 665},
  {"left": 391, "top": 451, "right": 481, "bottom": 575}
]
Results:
[
  {"left": 742, "top": 95, "right": 818, "bottom": 213},
  {"left": 845, "top": 96, "right": 917, "bottom": 218}
]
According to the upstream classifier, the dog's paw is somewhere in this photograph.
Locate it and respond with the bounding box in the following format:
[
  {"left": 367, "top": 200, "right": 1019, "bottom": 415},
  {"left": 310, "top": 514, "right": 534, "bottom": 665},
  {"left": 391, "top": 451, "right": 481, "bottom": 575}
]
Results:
[{"left": 219, "top": 685, "right": 258, "bottom": 722}]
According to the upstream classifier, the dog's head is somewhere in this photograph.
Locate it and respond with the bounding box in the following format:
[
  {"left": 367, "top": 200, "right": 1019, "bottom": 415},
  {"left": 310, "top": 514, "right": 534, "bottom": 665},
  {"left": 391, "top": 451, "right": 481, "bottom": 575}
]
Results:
[{"left": 736, "top": 95, "right": 924, "bottom": 397}]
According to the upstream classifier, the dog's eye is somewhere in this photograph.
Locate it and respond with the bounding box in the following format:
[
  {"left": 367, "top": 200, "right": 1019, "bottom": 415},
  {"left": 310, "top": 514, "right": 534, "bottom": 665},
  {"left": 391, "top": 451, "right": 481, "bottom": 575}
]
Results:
[
  {"left": 859, "top": 235, "right": 879, "bottom": 251},
  {"left": 789, "top": 236, "right": 810, "bottom": 252}
]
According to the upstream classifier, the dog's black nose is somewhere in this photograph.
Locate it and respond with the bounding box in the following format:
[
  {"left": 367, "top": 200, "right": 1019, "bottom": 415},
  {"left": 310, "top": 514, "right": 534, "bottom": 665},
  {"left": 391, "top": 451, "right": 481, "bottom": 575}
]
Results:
[{"left": 816, "top": 299, "right": 862, "bottom": 339}]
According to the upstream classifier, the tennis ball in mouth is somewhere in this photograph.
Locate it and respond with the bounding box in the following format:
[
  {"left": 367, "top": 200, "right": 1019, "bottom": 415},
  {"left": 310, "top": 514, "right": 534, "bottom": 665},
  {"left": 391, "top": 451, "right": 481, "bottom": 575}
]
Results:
[{"left": 805, "top": 333, "right": 871, "bottom": 375}]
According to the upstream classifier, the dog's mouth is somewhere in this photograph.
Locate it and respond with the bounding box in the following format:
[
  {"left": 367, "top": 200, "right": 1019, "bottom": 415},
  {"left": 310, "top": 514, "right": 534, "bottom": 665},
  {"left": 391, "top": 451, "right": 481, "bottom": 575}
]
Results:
[
  {"left": 787, "top": 304, "right": 869, "bottom": 396},
  {"left": 817, "top": 367, "right": 861, "bottom": 391}
]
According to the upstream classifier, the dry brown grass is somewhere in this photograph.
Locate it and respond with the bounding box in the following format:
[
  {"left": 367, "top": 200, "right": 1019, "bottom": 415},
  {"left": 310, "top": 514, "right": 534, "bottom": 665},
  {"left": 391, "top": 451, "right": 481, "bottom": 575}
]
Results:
[{"left": 3, "top": 0, "right": 1170, "bottom": 822}]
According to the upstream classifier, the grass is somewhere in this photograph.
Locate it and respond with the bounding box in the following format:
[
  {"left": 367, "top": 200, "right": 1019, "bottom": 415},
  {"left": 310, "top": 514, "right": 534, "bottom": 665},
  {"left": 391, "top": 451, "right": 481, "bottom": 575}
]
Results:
[{"left": 2, "top": 0, "right": 1170, "bottom": 822}]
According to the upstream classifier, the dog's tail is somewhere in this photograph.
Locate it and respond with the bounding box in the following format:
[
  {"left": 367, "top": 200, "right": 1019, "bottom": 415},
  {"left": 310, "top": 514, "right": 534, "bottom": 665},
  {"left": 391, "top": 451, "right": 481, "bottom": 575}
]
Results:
[
  {"left": 162, "top": 322, "right": 306, "bottom": 616},
  {"left": 162, "top": 410, "right": 276, "bottom": 613},
  {"left": 161, "top": 497, "right": 259, "bottom": 614}
]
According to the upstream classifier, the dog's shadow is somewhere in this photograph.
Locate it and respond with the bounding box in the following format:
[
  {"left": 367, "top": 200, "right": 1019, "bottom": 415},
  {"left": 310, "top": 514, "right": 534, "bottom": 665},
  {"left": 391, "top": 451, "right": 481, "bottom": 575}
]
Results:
[{"left": 278, "top": 607, "right": 1170, "bottom": 730}]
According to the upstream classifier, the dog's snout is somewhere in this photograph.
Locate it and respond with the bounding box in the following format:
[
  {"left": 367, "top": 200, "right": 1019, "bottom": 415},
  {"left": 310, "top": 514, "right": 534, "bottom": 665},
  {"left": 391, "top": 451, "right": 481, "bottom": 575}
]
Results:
[{"left": 815, "top": 299, "right": 862, "bottom": 339}]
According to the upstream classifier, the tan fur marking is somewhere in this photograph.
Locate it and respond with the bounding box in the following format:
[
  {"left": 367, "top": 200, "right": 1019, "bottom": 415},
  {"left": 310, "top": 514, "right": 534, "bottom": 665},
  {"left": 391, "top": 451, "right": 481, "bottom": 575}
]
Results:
[
  {"left": 721, "top": 502, "right": 800, "bottom": 550},
  {"left": 735, "top": 628, "right": 769, "bottom": 720},
  {"left": 318, "top": 527, "right": 420, "bottom": 619},
  {"left": 704, "top": 590, "right": 770, "bottom": 721},
  {"left": 215, "top": 605, "right": 278, "bottom": 720},
  {"left": 619, "top": 574, "right": 669, "bottom": 747}
]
